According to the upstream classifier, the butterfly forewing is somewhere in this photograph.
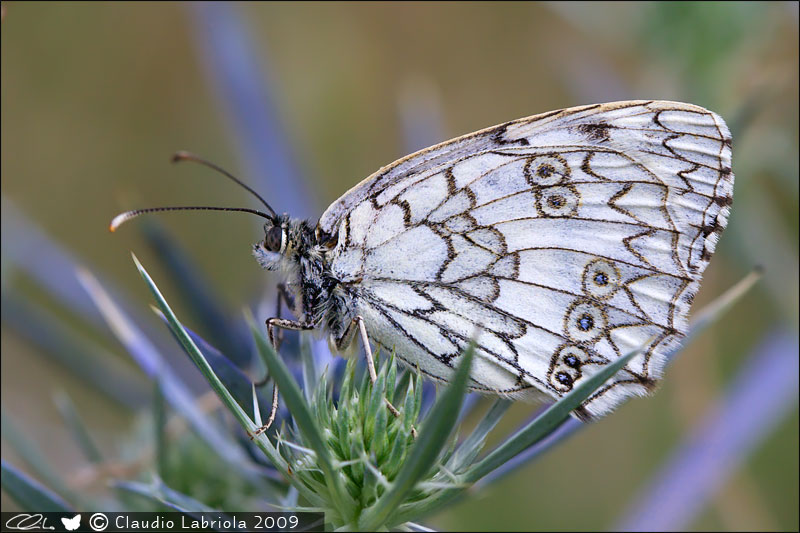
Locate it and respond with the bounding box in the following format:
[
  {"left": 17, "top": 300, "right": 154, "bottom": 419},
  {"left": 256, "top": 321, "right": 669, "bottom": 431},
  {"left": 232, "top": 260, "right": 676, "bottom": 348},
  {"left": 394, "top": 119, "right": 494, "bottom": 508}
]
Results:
[{"left": 322, "top": 100, "right": 733, "bottom": 417}]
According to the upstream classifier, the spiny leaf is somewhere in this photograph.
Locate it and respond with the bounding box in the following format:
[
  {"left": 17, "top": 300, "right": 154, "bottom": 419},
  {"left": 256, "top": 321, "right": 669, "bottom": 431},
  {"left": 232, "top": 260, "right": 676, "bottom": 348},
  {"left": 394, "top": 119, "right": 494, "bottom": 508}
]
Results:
[
  {"left": 247, "top": 312, "right": 357, "bottom": 521},
  {"left": 359, "top": 345, "right": 475, "bottom": 531},
  {"left": 1, "top": 460, "right": 72, "bottom": 513}
]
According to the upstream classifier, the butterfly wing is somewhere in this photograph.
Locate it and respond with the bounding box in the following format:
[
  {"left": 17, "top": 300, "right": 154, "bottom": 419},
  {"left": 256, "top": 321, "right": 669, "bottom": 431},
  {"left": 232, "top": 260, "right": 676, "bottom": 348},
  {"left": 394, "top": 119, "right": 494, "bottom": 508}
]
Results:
[{"left": 322, "top": 100, "right": 733, "bottom": 417}]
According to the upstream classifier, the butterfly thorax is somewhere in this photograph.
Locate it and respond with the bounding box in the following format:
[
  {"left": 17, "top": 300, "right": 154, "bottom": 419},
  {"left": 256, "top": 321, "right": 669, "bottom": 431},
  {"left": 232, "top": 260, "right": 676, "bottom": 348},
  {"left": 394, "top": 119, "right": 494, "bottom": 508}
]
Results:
[{"left": 253, "top": 216, "right": 353, "bottom": 337}]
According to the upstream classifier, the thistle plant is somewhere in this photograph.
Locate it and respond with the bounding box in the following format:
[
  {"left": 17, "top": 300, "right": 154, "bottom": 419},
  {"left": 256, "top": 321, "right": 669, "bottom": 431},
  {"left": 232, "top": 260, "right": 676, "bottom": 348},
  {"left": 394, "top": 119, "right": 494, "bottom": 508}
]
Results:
[
  {"left": 128, "top": 252, "right": 656, "bottom": 531},
  {"left": 0, "top": 240, "right": 761, "bottom": 530}
]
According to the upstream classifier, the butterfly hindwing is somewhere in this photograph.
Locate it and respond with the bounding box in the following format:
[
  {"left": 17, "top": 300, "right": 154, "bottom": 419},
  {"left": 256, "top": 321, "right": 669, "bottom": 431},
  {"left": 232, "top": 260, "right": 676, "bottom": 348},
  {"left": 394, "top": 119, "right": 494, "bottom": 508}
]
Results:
[{"left": 324, "top": 100, "right": 733, "bottom": 417}]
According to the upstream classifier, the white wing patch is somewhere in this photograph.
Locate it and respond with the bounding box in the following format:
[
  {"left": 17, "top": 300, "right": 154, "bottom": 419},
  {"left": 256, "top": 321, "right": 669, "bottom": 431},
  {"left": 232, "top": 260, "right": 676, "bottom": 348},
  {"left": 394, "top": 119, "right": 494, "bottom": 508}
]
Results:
[{"left": 322, "top": 100, "right": 733, "bottom": 418}]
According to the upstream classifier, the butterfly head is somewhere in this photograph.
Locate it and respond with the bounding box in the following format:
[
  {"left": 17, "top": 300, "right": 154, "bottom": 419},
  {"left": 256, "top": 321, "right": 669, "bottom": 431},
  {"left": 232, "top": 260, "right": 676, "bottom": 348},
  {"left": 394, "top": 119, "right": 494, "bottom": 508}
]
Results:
[{"left": 252, "top": 214, "right": 297, "bottom": 271}]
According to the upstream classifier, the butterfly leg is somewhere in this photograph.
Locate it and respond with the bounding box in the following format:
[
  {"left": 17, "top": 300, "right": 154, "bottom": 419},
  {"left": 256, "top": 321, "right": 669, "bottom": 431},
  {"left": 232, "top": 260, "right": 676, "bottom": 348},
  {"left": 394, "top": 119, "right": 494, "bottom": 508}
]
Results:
[
  {"left": 272, "top": 283, "right": 296, "bottom": 349},
  {"left": 254, "top": 284, "right": 295, "bottom": 387},
  {"left": 250, "top": 317, "right": 315, "bottom": 438},
  {"left": 267, "top": 317, "right": 315, "bottom": 348},
  {"left": 355, "top": 316, "right": 378, "bottom": 383},
  {"left": 351, "top": 316, "right": 402, "bottom": 420},
  {"left": 251, "top": 383, "right": 279, "bottom": 439},
  {"left": 333, "top": 317, "right": 415, "bottom": 436}
]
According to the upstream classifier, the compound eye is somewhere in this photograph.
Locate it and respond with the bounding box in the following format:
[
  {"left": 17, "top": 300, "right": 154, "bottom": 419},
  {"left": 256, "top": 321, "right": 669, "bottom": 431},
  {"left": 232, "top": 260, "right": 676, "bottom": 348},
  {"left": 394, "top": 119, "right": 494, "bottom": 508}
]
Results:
[{"left": 265, "top": 226, "right": 284, "bottom": 252}]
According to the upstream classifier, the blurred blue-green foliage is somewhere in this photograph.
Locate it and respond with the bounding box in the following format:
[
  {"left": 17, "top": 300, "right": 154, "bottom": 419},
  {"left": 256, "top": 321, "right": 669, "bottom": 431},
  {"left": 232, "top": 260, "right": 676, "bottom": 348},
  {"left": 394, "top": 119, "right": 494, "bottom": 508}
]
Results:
[{"left": 2, "top": 2, "right": 797, "bottom": 531}]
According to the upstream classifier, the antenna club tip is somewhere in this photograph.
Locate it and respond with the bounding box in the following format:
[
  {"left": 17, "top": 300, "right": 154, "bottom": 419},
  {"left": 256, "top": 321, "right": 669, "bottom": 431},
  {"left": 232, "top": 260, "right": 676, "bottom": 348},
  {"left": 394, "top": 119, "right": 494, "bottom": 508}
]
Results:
[
  {"left": 109, "top": 212, "right": 131, "bottom": 233},
  {"left": 171, "top": 151, "right": 192, "bottom": 163}
]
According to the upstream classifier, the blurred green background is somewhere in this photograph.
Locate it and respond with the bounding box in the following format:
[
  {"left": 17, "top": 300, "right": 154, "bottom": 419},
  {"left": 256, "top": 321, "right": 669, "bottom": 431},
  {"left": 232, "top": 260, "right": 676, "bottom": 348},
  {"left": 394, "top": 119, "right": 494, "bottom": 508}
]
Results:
[{"left": 2, "top": 2, "right": 798, "bottom": 530}]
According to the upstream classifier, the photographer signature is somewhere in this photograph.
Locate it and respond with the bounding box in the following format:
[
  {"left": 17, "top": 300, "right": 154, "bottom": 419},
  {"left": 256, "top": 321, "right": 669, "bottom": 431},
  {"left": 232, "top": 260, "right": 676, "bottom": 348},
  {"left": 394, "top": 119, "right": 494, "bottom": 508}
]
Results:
[{"left": 5, "top": 513, "right": 56, "bottom": 530}]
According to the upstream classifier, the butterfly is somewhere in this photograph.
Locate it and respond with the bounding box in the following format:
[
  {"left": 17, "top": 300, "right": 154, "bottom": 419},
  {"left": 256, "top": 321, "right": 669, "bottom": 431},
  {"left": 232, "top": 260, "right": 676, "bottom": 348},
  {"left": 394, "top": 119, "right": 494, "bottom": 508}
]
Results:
[{"left": 112, "top": 100, "right": 733, "bottom": 419}]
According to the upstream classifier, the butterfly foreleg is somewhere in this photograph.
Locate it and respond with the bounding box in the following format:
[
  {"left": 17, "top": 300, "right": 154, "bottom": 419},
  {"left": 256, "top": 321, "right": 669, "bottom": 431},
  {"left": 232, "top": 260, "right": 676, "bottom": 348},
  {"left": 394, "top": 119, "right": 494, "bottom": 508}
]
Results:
[
  {"left": 266, "top": 317, "right": 315, "bottom": 349},
  {"left": 272, "top": 283, "right": 296, "bottom": 348},
  {"left": 251, "top": 383, "right": 279, "bottom": 439},
  {"left": 253, "top": 285, "right": 302, "bottom": 386},
  {"left": 251, "top": 317, "right": 316, "bottom": 438}
]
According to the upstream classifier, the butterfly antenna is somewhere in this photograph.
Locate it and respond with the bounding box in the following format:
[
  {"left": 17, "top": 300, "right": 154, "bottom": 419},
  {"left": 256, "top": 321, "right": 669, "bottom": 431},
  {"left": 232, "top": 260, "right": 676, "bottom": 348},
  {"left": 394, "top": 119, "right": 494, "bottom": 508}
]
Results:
[
  {"left": 172, "top": 151, "right": 278, "bottom": 219},
  {"left": 110, "top": 206, "right": 275, "bottom": 232}
]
